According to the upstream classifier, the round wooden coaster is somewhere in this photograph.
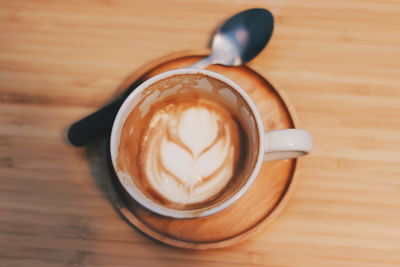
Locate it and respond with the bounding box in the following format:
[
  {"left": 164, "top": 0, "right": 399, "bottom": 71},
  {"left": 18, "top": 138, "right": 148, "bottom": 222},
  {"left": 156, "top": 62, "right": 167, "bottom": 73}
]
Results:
[{"left": 107, "top": 51, "right": 299, "bottom": 249}]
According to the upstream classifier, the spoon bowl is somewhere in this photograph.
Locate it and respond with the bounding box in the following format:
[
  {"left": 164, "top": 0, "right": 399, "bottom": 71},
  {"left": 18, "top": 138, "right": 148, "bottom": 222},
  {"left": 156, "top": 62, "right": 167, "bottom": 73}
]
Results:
[{"left": 192, "top": 8, "right": 274, "bottom": 68}]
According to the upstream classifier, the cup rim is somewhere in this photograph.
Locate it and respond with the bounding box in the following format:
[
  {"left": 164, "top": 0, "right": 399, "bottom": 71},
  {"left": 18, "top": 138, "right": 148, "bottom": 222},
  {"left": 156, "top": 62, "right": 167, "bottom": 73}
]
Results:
[{"left": 110, "top": 68, "right": 265, "bottom": 219}]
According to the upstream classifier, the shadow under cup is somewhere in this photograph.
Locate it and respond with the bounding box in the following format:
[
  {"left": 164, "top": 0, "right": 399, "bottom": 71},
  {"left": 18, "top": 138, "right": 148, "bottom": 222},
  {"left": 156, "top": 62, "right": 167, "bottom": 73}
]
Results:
[{"left": 110, "top": 69, "right": 262, "bottom": 218}]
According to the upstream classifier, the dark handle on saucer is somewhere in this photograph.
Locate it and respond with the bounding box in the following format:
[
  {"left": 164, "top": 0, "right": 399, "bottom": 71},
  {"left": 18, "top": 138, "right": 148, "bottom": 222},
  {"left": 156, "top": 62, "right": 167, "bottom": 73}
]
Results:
[
  {"left": 67, "top": 98, "right": 124, "bottom": 146},
  {"left": 67, "top": 77, "right": 145, "bottom": 146}
]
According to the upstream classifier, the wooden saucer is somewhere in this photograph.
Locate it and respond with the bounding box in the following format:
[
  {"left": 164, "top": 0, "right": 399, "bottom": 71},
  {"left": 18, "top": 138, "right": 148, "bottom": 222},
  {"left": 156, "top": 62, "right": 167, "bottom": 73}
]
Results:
[{"left": 107, "top": 51, "right": 299, "bottom": 249}]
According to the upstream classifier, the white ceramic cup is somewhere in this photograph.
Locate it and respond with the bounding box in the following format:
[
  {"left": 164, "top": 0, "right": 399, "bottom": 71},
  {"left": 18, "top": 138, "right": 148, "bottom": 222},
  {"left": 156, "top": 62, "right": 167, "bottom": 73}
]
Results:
[{"left": 110, "top": 68, "right": 313, "bottom": 219}]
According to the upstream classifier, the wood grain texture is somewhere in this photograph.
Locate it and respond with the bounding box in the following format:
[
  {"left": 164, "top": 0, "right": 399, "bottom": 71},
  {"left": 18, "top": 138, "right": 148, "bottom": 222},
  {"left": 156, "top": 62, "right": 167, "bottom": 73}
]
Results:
[{"left": 0, "top": 0, "right": 399, "bottom": 266}]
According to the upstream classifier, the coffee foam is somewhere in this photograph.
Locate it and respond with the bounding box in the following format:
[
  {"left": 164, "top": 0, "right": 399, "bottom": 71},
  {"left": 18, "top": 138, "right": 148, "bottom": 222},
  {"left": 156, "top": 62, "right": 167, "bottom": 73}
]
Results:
[
  {"left": 141, "top": 96, "right": 240, "bottom": 204},
  {"left": 116, "top": 74, "right": 258, "bottom": 210}
]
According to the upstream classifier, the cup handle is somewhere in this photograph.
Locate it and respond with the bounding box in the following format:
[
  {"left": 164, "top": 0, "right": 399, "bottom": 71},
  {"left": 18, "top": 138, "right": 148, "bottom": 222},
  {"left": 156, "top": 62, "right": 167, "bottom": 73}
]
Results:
[{"left": 263, "top": 129, "right": 313, "bottom": 161}]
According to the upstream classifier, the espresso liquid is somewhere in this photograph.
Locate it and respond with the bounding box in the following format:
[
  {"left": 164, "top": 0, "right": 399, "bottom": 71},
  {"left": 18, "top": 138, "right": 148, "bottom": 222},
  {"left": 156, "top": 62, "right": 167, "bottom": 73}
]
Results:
[{"left": 117, "top": 74, "right": 257, "bottom": 210}]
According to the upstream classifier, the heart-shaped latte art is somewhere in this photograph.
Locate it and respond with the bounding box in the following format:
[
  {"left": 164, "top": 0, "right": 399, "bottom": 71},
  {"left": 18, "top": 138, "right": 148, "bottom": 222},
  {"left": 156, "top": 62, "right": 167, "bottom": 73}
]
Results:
[{"left": 142, "top": 100, "right": 239, "bottom": 205}]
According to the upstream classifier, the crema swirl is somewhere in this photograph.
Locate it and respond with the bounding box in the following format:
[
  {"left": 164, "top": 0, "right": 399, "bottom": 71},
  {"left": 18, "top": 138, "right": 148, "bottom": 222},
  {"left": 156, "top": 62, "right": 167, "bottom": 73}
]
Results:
[
  {"left": 116, "top": 73, "right": 256, "bottom": 210},
  {"left": 140, "top": 96, "right": 240, "bottom": 204}
]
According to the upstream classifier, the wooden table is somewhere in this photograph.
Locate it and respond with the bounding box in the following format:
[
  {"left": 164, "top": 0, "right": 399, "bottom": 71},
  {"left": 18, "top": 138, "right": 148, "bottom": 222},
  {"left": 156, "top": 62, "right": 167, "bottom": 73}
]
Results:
[{"left": 1, "top": 0, "right": 399, "bottom": 266}]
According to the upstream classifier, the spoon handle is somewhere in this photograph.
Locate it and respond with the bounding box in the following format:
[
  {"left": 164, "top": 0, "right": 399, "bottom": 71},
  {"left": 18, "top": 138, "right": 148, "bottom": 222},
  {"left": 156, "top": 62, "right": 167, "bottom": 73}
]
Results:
[
  {"left": 189, "top": 55, "right": 213, "bottom": 69},
  {"left": 67, "top": 98, "right": 123, "bottom": 146}
]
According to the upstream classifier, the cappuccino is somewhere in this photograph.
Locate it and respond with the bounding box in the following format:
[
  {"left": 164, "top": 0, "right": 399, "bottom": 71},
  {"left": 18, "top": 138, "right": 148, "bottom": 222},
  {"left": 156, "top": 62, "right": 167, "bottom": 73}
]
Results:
[
  {"left": 116, "top": 74, "right": 258, "bottom": 210},
  {"left": 111, "top": 69, "right": 312, "bottom": 218}
]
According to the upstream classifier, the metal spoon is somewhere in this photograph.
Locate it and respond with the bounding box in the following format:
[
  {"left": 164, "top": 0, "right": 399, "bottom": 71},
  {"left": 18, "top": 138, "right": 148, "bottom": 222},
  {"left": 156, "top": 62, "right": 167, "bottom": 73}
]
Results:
[
  {"left": 191, "top": 8, "right": 274, "bottom": 69},
  {"left": 67, "top": 8, "right": 274, "bottom": 146}
]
